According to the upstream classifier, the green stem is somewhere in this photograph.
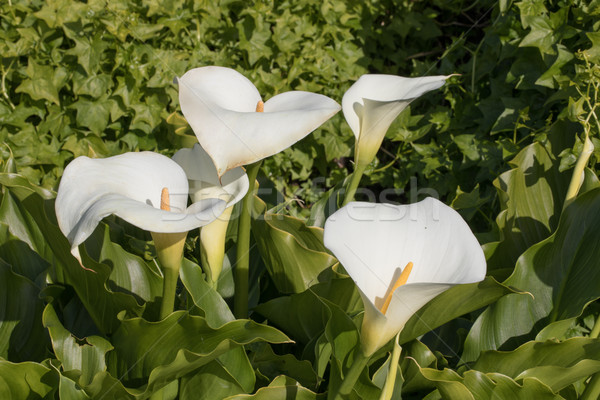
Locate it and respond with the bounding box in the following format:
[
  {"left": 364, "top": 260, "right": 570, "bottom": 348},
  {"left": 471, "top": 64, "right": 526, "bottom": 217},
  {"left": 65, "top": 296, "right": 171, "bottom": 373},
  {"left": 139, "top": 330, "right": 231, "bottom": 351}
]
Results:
[
  {"left": 159, "top": 260, "right": 181, "bottom": 321},
  {"left": 590, "top": 315, "right": 600, "bottom": 339},
  {"left": 152, "top": 230, "right": 186, "bottom": 321},
  {"left": 582, "top": 373, "right": 600, "bottom": 400},
  {"left": 234, "top": 161, "right": 261, "bottom": 319},
  {"left": 342, "top": 163, "right": 367, "bottom": 207},
  {"left": 580, "top": 316, "right": 600, "bottom": 400},
  {"left": 331, "top": 350, "right": 370, "bottom": 400},
  {"left": 564, "top": 132, "right": 594, "bottom": 209},
  {"left": 379, "top": 335, "right": 402, "bottom": 400}
]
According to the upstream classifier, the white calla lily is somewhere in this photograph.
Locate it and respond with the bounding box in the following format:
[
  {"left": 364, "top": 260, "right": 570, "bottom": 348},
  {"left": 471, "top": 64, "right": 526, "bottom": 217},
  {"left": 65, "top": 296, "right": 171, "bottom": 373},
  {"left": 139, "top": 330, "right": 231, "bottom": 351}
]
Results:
[
  {"left": 172, "top": 143, "right": 249, "bottom": 206},
  {"left": 177, "top": 66, "right": 341, "bottom": 176},
  {"left": 342, "top": 74, "right": 451, "bottom": 167},
  {"left": 324, "top": 197, "right": 486, "bottom": 356},
  {"left": 55, "top": 151, "right": 227, "bottom": 265},
  {"left": 173, "top": 144, "right": 249, "bottom": 283}
]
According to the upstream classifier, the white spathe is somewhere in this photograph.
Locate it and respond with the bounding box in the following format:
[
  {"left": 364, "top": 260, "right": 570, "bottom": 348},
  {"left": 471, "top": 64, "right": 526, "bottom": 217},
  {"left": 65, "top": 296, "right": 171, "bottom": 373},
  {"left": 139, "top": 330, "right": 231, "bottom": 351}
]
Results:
[
  {"left": 323, "top": 198, "right": 486, "bottom": 356},
  {"left": 172, "top": 143, "right": 249, "bottom": 207},
  {"left": 342, "top": 74, "right": 451, "bottom": 166},
  {"left": 177, "top": 66, "right": 341, "bottom": 176},
  {"left": 55, "top": 152, "right": 226, "bottom": 263}
]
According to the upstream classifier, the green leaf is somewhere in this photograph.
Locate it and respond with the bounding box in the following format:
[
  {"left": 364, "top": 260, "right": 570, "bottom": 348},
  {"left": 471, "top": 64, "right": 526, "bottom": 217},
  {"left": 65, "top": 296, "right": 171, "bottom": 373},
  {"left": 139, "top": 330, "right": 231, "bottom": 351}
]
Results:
[
  {"left": 0, "top": 259, "right": 47, "bottom": 362},
  {"left": 84, "top": 224, "right": 163, "bottom": 308},
  {"left": 179, "top": 259, "right": 234, "bottom": 328},
  {"left": 486, "top": 133, "right": 571, "bottom": 270},
  {"left": 0, "top": 223, "right": 49, "bottom": 286},
  {"left": 252, "top": 197, "right": 337, "bottom": 293},
  {"left": 109, "top": 312, "right": 290, "bottom": 394},
  {"left": 179, "top": 361, "right": 245, "bottom": 400},
  {"left": 535, "top": 44, "right": 573, "bottom": 89},
  {"left": 15, "top": 60, "right": 67, "bottom": 105},
  {"left": 0, "top": 180, "right": 156, "bottom": 333},
  {"left": 307, "top": 177, "right": 348, "bottom": 228},
  {"left": 464, "top": 188, "right": 600, "bottom": 360},
  {"left": 400, "top": 340, "right": 439, "bottom": 395},
  {"left": 411, "top": 357, "right": 564, "bottom": 400},
  {"left": 72, "top": 73, "right": 112, "bottom": 98},
  {"left": 255, "top": 281, "right": 348, "bottom": 346},
  {"left": 583, "top": 31, "right": 600, "bottom": 64},
  {"left": 71, "top": 100, "right": 111, "bottom": 135},
  {"left": 250, "top": 343, "right": 319, "bottom": 391},
  {"left": 64, "top": 32, "right": 108, "bottom": 76},
  {"left": 43, "top": 303, "right": 113, "bottom": 387},
  {"left": 472, "top": 338, "right": 600, "bottom": 392},
  {"left": 224, "top": 375, "right": 325, "bottom": 400},
  {"left": 399, "top": 277, "right": 525, "bottom": 345},
  {"left": 0, "top": 359, "right": 58, "bottom": 399}
]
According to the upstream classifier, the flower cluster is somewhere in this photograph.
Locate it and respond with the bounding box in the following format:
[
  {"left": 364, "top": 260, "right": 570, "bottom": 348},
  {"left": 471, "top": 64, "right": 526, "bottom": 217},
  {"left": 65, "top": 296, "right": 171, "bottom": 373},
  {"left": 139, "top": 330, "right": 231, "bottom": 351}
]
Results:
[{"left": 55, "top": 66, "right": 485, "bottom": 358}]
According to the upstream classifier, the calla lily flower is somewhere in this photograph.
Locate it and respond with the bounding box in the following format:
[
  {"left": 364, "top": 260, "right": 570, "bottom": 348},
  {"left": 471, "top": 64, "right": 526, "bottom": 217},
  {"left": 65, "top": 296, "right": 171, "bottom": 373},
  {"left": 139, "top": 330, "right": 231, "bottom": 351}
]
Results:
[
  {"left": 172, "top": 143, "right": 249, "bottom": 207},
  {"left": 324, "top": 197, "right": 485, "bottom": 356},
  {"left": 173, "top": 144, "right": 249, "bottom": 282},
  {"left": 177, "top": 66, "right": 341, "bottom": 176},
  {"left": 342, "top": 74, "right": 452, "bottom": 167},
  {"left": 55, "top": 152, "right": 227, "bottom": 265}
]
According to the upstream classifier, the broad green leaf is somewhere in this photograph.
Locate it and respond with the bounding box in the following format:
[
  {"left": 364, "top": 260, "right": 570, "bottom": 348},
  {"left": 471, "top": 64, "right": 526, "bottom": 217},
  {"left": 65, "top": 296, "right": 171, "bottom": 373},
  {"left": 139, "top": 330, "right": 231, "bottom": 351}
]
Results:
[
  {"left": 486, "top": 134, "right": 570, "bottom": 270},
  {"left": 0, "top": 178, "right": 156, "bottom": 333},
  {"left": 0, "top": 259, "right": 47, "bottom": 362},
  {"left": 109, "top": 312, "right": 290, "bottom": 395},
  {"left": 217, "top": 348, "right": 256, "bottom": 394},
  {"left": 516, "top": 360, "right": 600, "bottom": 394},
  {"left": 179, "top": 259, "right": 234, "bottom": 328},
  {"left": 400, "top": 340, "right": 439, "bottom": 395},
  {"left": 414, "top": 361, "right": 563, "bottom": 400},
  {"left": 464, "top": 188, "right": 600, "bottom": 360},
  {"left": 252, "top": 197, "right": 336, "bottom": 293},
  {"left": 0, "top": 359, "right": 57, "bottom": 399},
  {"left": 472, "top": 338, "right": 600, "bottom": 392},
  {"left": 250, "top": 343, "right": 319, "bottom": 391},
  {"left": 0, "top": 221, "right": 49, "bottom": 284},
  {"left": 43, "top": 303, "right": 113, "bottom": 387},
  {"left": 84, "top": 224, "right": 163, "bottom": 309},
  {"left": 254, "top": 286, "right": 340, "bottom": 345},
  {"left": 0, "top": 181, "right": 55, "bottom": 262},
  {"left": 224, "top": 375, "right": 325, "bottom": 400},
  {"left": 307, "top": 177, "right": 347, "bottom": 228},
  {"left": 46, "top": 356, "right": 92, "bottom": 400},
  {"left": 180, "top": 361, "right": 245, "bottom": 400},
  {"left": 0, "top": 173, "right": 54, "bottom": 200},
  {"left": 399, "top": 277, "right": 525, "bottom": 344},
  {"left": 57, "top": 373, "right": 92, "bottom": 400}
]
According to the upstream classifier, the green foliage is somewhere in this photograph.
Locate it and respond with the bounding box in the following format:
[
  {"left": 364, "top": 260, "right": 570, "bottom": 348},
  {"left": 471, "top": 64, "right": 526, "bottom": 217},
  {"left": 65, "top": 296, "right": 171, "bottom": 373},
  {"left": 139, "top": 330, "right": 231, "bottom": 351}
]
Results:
[{"left": 464, "top": 187, "right": 600, "bottom": 361}]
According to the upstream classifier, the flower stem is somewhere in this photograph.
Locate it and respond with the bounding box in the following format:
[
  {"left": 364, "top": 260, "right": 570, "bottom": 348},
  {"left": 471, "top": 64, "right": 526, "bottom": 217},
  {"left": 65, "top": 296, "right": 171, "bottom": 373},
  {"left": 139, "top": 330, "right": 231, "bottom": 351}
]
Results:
[
  {"left": 331, "top": 350, "right": 370, "bottom": 400},
  {"left": 582, "top": 373, "right": 600, "bottom": 400},
  {"left": 159, "top": 261, "right": 180, "bottom": 320},
  {"left": 151, "top": 231, "right": 187, "bottom": 321},
  {"left": 342, "top": 163, "right": 367, "bottom": 207},
  {"left": 379, "top": 334, "right": 402, "bottom": 400},
  {"left": 564, "top": 132, "right": 594, "bottom": 209},
  {"left": 591, "top": 315, "right": 600, "bottom": 339},
  {"left": 234, "top": 161, "right": 261, "bottom": 319},
  {"left": 580, "top": 316, "right": 600, "bottom": 400},
  {"left": 201, "top": 206, "right": 234, "bottom": 285}
]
